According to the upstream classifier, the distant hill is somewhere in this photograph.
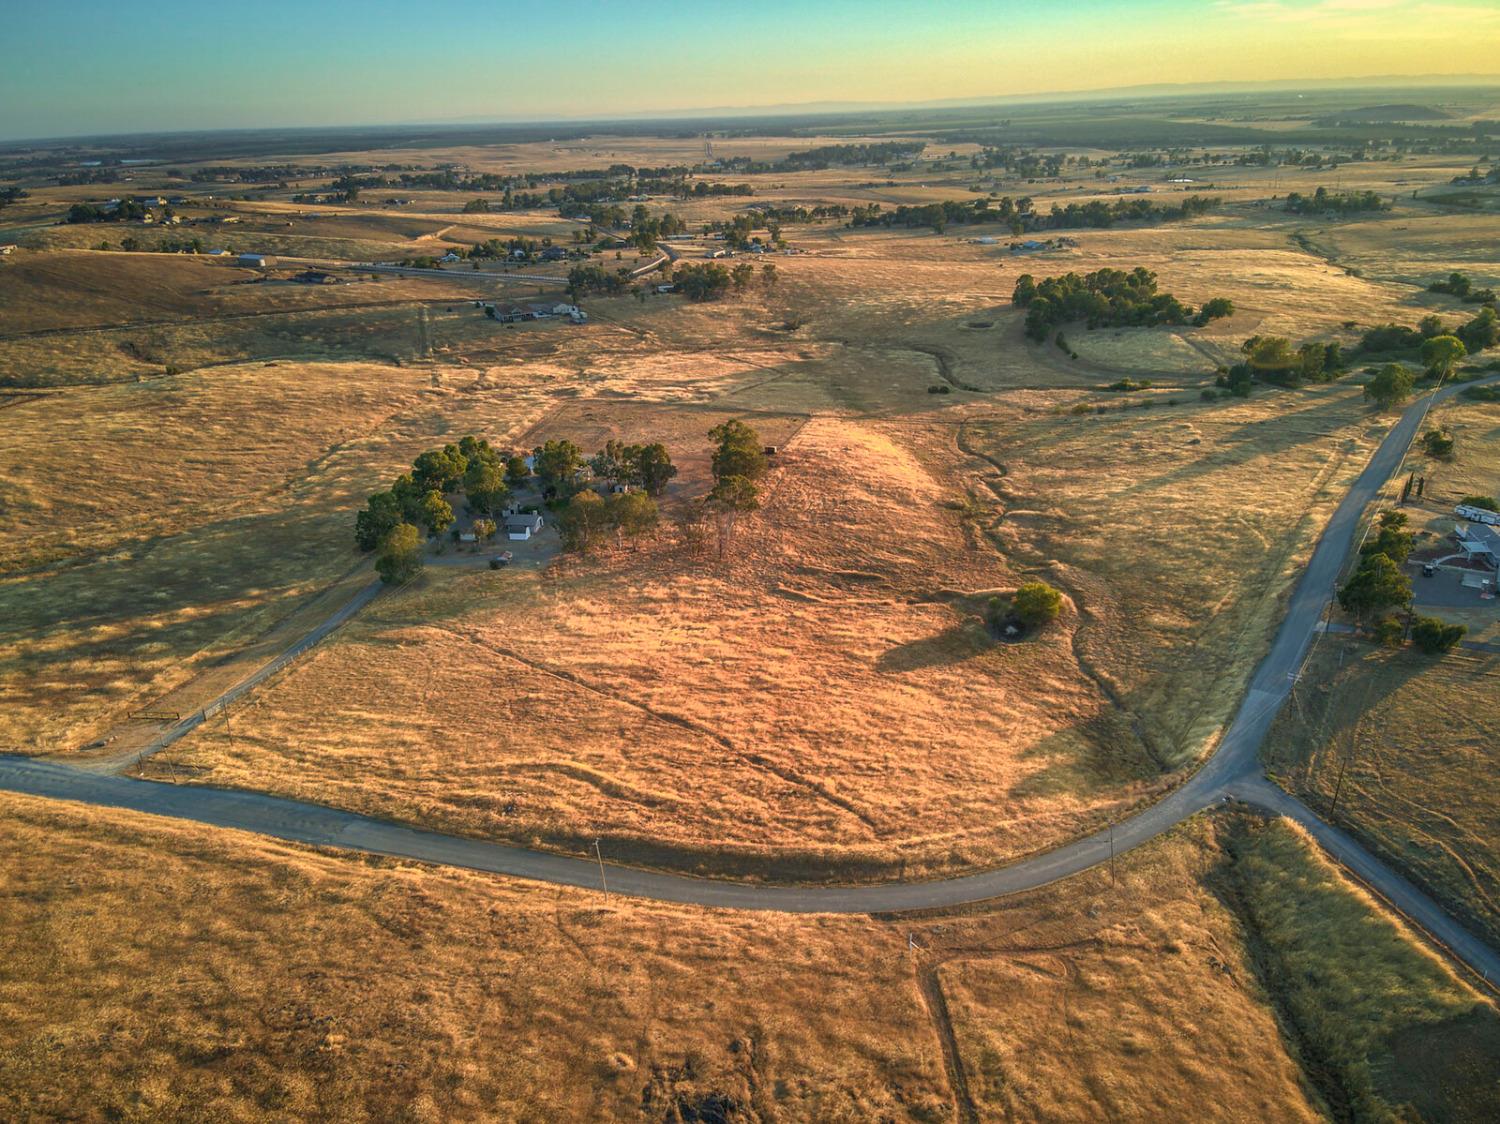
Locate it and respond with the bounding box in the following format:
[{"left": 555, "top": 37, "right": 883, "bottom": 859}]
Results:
[{"left": 1315, "top": 103, "right": 1455, "bottom": 124}]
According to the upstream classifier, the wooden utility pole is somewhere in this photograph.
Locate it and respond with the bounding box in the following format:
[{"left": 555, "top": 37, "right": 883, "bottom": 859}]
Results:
[
  {"left": 593, "top": 838, "right": 609, "bottom": 896},
  {"left": 1328, "top": 752, "right": 1349, "bottom": 820}
]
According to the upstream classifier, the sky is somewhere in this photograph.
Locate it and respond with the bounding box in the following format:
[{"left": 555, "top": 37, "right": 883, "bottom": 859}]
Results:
[{"left": 3, "top": 0, "right": 1499, "bottom": 141}]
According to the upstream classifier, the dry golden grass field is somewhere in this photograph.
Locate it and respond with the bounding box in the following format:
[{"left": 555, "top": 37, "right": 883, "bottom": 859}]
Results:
[
  {"left": 6, "top": 179, "right": 1461, "bottom": 880},
  {"left": 4, "top": 794, "right": 1496, "bottom": 1122},
  {"left": 5, "top": 121, "right": 1500, "bottom": 1119}
]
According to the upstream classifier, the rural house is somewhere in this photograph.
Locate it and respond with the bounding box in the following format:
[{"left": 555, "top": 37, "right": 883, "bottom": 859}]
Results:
[
  {"left": 504, "top": 512, "right": 544, "bottom": 541},
  {"left": 1457, "top": 523, "right": 1500, "bottom": 572}
]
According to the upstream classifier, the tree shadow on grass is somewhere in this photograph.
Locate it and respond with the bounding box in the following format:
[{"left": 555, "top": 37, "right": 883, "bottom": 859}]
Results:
[{"left": 874, "top": 620, "right": 992, "bottom": 674}]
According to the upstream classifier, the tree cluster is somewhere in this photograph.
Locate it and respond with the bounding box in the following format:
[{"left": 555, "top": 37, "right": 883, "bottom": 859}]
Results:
[
  {"left": 1426, "top": 272, "right": 1497, "bottom": 305},
  {"left": 1222, "top": 336, "right": 1345, "bottom": 391},
  {"left": 1283, "top": 187, "right": 1388, "bottom": 215},
  {"left": 846, "top": 195, "right": 1220, "bottom": 236},
  {"left": 555, "top": 489, "right": 660, "bottom": 554},
  {"left": 672, "top": 262, "right": 754, "bottom": 301},
  {"left": 566, "top": 263, "right": 631, "bottom": 299},
  {"left": 65, "top": 200, "right": 146, "bottom": 224},
  {"left": 356, "top": 434, "right": 521, "bottom": 555},
  {"left": 1359, "top": 307, "right": 1497, "bottom": 361},
  {"left": 1013, "top": 267, "right": 1230, "bottom": 341},
  {"left": 587, "top": 440, "right": 679, "bottom": 496}
]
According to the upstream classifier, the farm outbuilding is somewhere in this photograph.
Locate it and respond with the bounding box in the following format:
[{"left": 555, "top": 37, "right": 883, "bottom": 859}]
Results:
[{"left": 238, "top": 253, "right": 272, "bottom": 268}]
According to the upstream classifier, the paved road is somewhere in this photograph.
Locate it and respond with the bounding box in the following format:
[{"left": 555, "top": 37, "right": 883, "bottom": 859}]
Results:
[{"left": 4, "top": 376, "right": 1499, "bottom": 987}]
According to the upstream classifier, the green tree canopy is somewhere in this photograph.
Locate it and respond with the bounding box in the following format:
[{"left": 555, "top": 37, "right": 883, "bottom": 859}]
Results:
[
  {"left": 532, "top": 439, "right": 586, "bottom": 500},
  {"left": 631, "top": 442, "right": 678, "bottom": 496},
  {"left": 1364, "top": 364, "right": 1414, "bottom": 410},
  {"left": 589, "top": 440, "right": 634, "bottom": 487},
  {"left": 418, "top": 490, "right": 454, "bottom": 536},
  {"left": 505, "top": 454, "right": 531, "bottom": 490},
  {"left": 709, "top": 420, "right": 767, "bottom": 484},
  {"left": 355, "top": 491, "right": 403, "bottom": 552},
  {"left": 1420, "top": 334, "right": 1467, "bottom": 379},
  {"left": 708, "top": 474, "right": 761, "bottom": 513},
  {"left": 556, "top": 489, "right": 608, "bottom": 553},
  {"left": 608, "top": 491, "right": 659, "bottom": 543},
  {"left": 1360, "top": 510, "right": 1414, "bottom": 566},
  {"left": 1457, "top": 307, "right": 1498, "bottom": 354},
  {"left": 1337, "top": 552, "right": 1411, "bottom": 619},
  {"left": 412, "top": 444, "right": 468, "bottom": 494},
  {"left": 463, "top": 460, "right": 510, "bottom": 514},
  {"left": 1411, "top": 615, "right": 1465, "bottom": 654},
  {"left": 375, "top": 523, "right": 424, "bottom": 584}
]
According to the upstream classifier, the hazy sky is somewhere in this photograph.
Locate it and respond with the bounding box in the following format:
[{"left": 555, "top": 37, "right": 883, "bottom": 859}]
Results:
[{"left": 4, "top": 0, "right": 1498, "bottom": 140}]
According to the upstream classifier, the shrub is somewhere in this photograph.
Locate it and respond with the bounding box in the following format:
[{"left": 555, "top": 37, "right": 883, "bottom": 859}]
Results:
[
  {"left": 1459, "top": 494, "right": 1498, "bottom": 512},
  {"left": 1012, "top": 581, "right": 1064, "bottom": 628},
  {"left": 1410, "top": 615, "right": 1466, "bottom": 654},
  {"left": 1372, "top": 616, "right": 1405, "bottom": 647},
  {"left": 1103, "top": 377, "right": 1152, "bottom": 392},
  {"left": 1421, "top": 430, "right": 1454, "bottom": 457}
]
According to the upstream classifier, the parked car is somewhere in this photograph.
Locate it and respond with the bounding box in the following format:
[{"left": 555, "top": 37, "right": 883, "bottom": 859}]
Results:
[
  {"left": 489, "top": 551, "right": 513, "bottom": 570},
  {"left": 1422, "top": 562, "right": 1436, "bottom": 577}
]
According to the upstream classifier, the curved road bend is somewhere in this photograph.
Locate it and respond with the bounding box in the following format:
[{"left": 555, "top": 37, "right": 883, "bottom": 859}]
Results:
[{"left": 3, "top": 376, "right": 1498, "bottom": 985}]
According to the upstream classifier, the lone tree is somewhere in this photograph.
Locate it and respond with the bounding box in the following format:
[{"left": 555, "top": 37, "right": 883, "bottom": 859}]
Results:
[
  {"left": 1364, "top": 363, "right": 1414, "bottom": 410},
  {"left": 1012, "top": 581, "right": 1064, "bottom": 629},
  {"left": 706, "top": 474, "right": 761, "bottom": 557},
  {"left": 472, "top": 517, "right": 497, "bottom": 547},
  {"left": 1422, "top": 429, "right": 1455, "bottom": 458},
  {"left": 1420, "top": 334, "right": 1467, "bottom": 381},
  {"left": 375, "top": 523, "right": 424, "bottom": 584},
  {"left": 1338, "top": 552, "right": 1410, "bottom": 620},
  {"left": 709, "top": 420, "right": 767, "bottom": 485}
]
